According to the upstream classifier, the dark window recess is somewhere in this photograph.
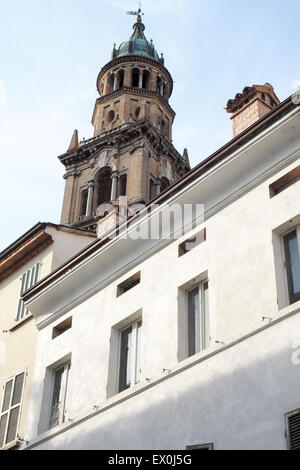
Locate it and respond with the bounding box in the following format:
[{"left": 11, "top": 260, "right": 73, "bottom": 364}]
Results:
[
  {"left": 269, "top": 165, "right": 300, "bottom": 198},
  {"left": 149, "top": 179, "right": 156, "bottom": 201},
  {"left": 286, "top": 410, "right": 300, "bottom": 450},
  {"left": 79, "top": 189, "right": 88, "bottom": 218},
  {"left": 117, "top": 272, "right": 141, "bottom": 297},
  {"left": 179, "top": 228, "right": 206, "bottom": 257},
  {"left": 283, "top": 230, "right": 300, "bottom": 305},
  {"left": 119, "top": 174, "right": 127, "bottom": 197},
  {"left": 186, "top": 443, "right": 214, "bottom": 450},
  {"left": 52, "top": 317, "right": 72, "bottom": 339}
]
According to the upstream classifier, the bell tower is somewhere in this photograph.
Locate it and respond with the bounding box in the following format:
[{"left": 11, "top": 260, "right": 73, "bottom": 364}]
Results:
[{"left": 59, "top": 10, "right": 190, "bottom": 232}]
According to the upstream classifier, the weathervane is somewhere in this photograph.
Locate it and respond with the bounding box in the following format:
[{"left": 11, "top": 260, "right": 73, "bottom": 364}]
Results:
[{"left": 126, "top": 1, "right": 144, "bottom": 18}]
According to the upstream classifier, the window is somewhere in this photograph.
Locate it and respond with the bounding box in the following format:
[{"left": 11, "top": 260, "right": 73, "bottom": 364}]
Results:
[
  {"left": 119, "top": 174, "right": 127, "bottom": 197},
  {"left": 269, "top": 165, "right": 300, "bottom": 198},
  {"left": 286, "top": 409, "right": 300, "bottom": 450},
  {"left": 118, "top": 320, "right": 142, "bottom": 393},
  {"left": 0, "top": 372, "right": 25, "bottom": 448},
  {"left": 187, "top": 281, "right": 210, "bottom": 357},
  {"left": 52, "top": 317, "right": 72, "bottom": 339},
  {"left": 117, "top": 272, "right": 141, "bottom": 297},
  {"left": 79, "top": 188, "right": 88, "bottom": 218},
  {"left": 179, "top": 228, "right": 206, "bottom": 257},
  {"left": 15, "top": 262, "right": 41, "bottom": 323},
  {"left": 149, "top": 179, "right": 156, "bottom": 201},
  {"left": 49, "top": 362, "right": 70, "bottom": 429},
  {"left": 283, "top": 229, "right": 300, "bottom": 304},
  {"left": 186, "top": 443, "right": 214, "bottom": 450}
]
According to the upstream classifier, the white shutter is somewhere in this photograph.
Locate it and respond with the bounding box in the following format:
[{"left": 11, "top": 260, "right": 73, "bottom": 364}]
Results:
[
  {"left": 0, "top": 372, "right": 25, "bottom": 448},
  {"left": 15, "top": 262, "right": 41, "bottom": 323}
]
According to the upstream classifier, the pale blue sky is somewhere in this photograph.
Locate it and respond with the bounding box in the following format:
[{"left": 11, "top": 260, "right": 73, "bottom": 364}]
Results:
[{"left": 0, "top": 0, "right": 299, "bottom": 251}]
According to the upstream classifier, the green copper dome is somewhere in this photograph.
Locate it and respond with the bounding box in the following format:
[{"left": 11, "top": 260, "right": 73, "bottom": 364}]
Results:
[{"left": 111, "top": 14, "right": 164, "bottom": 65}]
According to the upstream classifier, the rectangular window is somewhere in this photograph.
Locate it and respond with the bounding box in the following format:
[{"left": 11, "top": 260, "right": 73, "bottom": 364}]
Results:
[
  {"left": 286, "top": 409, "right": 300, "bottom": 450},
  {"left": 283, "top": 229, "right": 300, "bottom": 305},
  {"left": 118, "top": 320, "right": 142, "bottom": 393},
  {"left": 79, "top": 188, "right": 88, "bottom": 218},
  {"left": 187, "top": 281, "right": 210, "bottom": 357},
  {"left": 178, "top": 228, "right": 206, "bottom": 257},
  {"left": 269, "top": 165, "right": 300, "bottom": 198},
  {"left": 0, "top": 372, "right": 25, "bottom": 448},
  {"left": 52, "top": 317, "right": 72, "bottom": 339},
  {"left": 15, "top": 262, "right": 41, "bottom": 323},
  {"left": 49, "top": 362, "right": 70, "bottom": 430},
  {"left": 119, "top": 174, "right": 127, "bottom": 197},
  {"left": 117, "top": 272, "right": 141, "bottom": 297}
]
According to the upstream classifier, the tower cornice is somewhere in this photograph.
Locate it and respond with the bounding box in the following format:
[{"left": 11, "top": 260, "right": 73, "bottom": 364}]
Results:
[
  {"left": 97, "top": 55, "right": 173, "bottom": 97},
  {"left": 58, "top": 120, "right": 186, "bottom": 170}
]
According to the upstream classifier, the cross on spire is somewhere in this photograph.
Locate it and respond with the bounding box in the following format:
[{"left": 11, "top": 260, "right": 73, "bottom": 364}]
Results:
[{"left": 126, "top": 1, "right": 144, "bottom": 23}]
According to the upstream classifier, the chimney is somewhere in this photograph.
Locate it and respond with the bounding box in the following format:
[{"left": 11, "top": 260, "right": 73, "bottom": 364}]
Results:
[{"left": 226, "top": 83, "right": 280, "bottom": 138}]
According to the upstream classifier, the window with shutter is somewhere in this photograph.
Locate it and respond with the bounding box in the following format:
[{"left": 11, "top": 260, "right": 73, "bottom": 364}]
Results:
[
  {"left": 286, "top": 409, "right": 300, "bottom": 450},
  {"left": 186, "top": 280, "right": 210, "bottom": 358},
  {"left": 118, "top": 319, "right": 142, "bottom": 393},
  {"left": 283, "top": 229, "right": 300, "bottom": 305},
  {"left": 15, "top": 262, "right": 41, "bottom": 323},
  {"left": 49, "top": 363, "right": 70, "bottom": 430},
  {"left": 0, "top": 372, "right": 25, "bottom": 448}
]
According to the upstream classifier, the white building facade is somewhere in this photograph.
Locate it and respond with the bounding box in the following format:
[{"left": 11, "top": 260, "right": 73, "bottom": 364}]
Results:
[{"left": 22, "top": 99, "right": 300, "bottom": 450}]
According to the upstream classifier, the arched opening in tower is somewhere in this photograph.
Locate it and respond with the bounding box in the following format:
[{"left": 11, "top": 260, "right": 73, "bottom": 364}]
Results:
[
  {"left": 157, "top": 77, "right": 165, "bottom": 97},
  {"left": 132, "top": 68, "right": 140, "bottom": 88},
  {"left": 117, "top": 70, "right": 124, "bottom": 89},
  {"left": 107, "top": 74, "right": 114, "bottom": 93},
  {"left": 142, "top": 70, "right": 150, "bottom": 90},
  {"left": 95, "top": 167, "right": 113, "bottom": 207}
]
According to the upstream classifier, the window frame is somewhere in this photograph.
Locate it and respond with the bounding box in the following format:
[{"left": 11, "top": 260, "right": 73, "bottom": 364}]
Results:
[
  {"left": 0, "top": 370, "right": 26, "bottom": 448},
  {"left": 282, "top": 226, "right": 300, "bottom": 305},
  {"left": 285, "top": 408, "right": 300, "bottom": 450},
  {"left": 48, "top": 362, "right": 70, "bottom": 430},
  {"left": 185, "top": 279, "right": 210, "bottom": 359},
  {"left": 15, "top": 261, "right": 41, "bottom": 323},
  {"left": 117, "top": 319, "right": 143, "bottom": 394}
]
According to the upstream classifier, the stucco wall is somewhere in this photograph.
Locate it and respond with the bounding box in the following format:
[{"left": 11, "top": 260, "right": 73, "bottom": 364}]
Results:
[{"left": 24, "top": 152, "right": 300, "bottom": 449}]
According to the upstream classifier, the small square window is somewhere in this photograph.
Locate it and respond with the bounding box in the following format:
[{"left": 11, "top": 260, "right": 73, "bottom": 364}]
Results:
[
  {"left": 269, "top": 165, "right": 300, "bottom": 198},
  {"left": 117, "top": 272, "right": 141, "bottom": 297},
  {"left": 52, "top": 317, "right": 72, "bottom": 339},
  {"left": 178, "top": 229, "right": 206, "bottom": 257}
]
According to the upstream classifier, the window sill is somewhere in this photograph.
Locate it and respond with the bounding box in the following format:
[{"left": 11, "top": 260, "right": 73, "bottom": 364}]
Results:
[
  {"left": 0, "top": 440, "right": 19, "bottom": 451},
  {"left": 9, "top": 314, "right": 33, "bottom": 332}
]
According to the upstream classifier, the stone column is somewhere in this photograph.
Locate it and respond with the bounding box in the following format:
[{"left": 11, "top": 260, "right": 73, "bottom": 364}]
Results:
[
  {"left": 150, "top": 70, "right": 157, "bottom": 92},
  {"left": 155, "top": 182, "right": 161, "bottom": 196},
  {"left": 113, "top": 75, "right": 118, "bottom": 91},
  {"left": 124, "top": 67, "right": 132, "bottom": 87},
  {"left": 110, "top": 173, "right": 118, "bottom": 201},
  {"left": 86, "top": 182, "right": 95, "bottom": 217},
  {"left": 139, "top": 71, "right": 143, "bottom": 88}
]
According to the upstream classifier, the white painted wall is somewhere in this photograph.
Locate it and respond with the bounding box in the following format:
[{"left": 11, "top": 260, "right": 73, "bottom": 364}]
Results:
[{"left": 24, "top": 109, "right": 300, "bottom": 450}]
